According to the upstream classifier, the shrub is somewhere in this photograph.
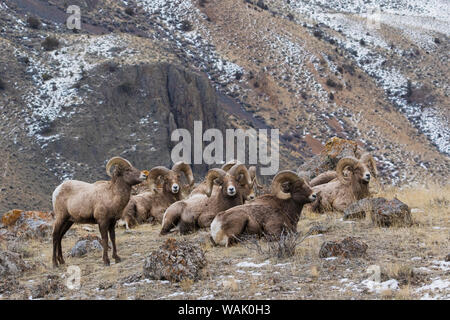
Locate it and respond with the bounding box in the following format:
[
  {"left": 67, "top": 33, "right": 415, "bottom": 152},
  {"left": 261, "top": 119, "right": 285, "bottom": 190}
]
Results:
[
  {"left": 42, "top": 73, "right": 52, "bottom": 81},
  {"left": 234, "top": 71, "right": 243, "bottom": 80},
  {"left": 313, "top": 29, "right": 322, "bottom": 39},
  {"left": 239, "top": 230, "right": 312, "bottom": 260},
  {"left": 124, "top": 7, "right": 134, "bottom": 16},
  {"left": 27, "top": 16, "right": 41, "bottom": 29},
  {"left": 118, "top": 81, "right": 134, "bottom": 95},
  {"left": 359, "top": 38, "right": 366, "bottom": 46},
  {"left": 179, "top": 20, "right": 193, "bottom": 32},
  {"left": 199, "top": 0, "right": 207, "bottom": 7},
  {"left": 326, "top": 78, "right": 343, "bottom": 90},
  {"left": 42, "top": 36, "right": 59, "bottom": 51},
  {"left": 287, "top": 13, "right": 294, "bottom": 21},
  {"left": 256, "top": 0, "right": 268, "bottom": 10},
  {"left": 326, "top": 78, "right": 337, "bottom": 87},
  {"left": 0, "top": 78, "right": 5, "bottom": 90}
]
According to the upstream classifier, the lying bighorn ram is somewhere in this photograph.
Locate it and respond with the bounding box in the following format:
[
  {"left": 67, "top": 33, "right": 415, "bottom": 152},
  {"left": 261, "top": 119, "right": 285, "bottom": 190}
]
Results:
[
  {"left": 309, "top": 153, "right": 377, "bottom": 212},
  {"left": 160, "top": 163, "right": 252, "bottom": 235},
  {"left": 211, "top": 170, "right": 317, "bottom": 246},
  {"left": 121, "top": 162, "right": 194, "bottom": 228}
]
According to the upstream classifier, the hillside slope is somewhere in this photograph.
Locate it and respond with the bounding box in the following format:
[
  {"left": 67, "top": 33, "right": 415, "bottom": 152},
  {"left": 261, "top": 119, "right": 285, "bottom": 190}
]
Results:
[{"left": 0, "top": 0, "right": 448, "bottom": 212}]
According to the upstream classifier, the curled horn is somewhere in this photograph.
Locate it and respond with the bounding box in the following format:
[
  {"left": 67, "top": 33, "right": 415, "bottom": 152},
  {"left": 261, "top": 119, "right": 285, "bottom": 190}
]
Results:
[
  {"left": 271, "top": 170, "right": 302, "bottom": 200},
  {"left": 147, "top": 166, "right": 170, "bottom": 191},
  {"left": 221, "top": 159, "right": 241, "bottom": 171},
  {"left": 336, "top": 157, "right": 359, "bottom": 184},
  {"left": 106, "top": 157, "right": 132, "bottom": 177},
  {"left": 228, "top": 163, "right": 252, "bottom": 187},
  {"left": 360, "top": 153, "right": 378, "bottom": 177},
  {"left": 249, "top": 166, "right": 263, "bottom": 189},
  {"left": 205, "top": 168, "right": 227, "bottom": 197},
  {"left": 172, "top": 161, "right": 195, "bottom": 187}
]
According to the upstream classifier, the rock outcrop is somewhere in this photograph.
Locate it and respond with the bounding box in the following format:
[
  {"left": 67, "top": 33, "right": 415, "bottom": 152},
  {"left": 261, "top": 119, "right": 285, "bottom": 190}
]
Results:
[
  {"left": 319, "top": 237, "right": 368, "bottom": 259},
  {"left": 344, "top": 198, "right": 413, "bottom": 227},
  {"left": 143, "top": 238, "right": 206, "bottom": 282}
]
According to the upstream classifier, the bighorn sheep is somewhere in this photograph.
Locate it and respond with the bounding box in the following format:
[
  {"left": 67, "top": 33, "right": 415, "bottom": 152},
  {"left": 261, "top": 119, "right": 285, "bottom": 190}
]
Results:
[
  {"left": 51, "top": 157, "right": 148, "bottom": 267},
  {"left": 190, "top": 160, "right": 262, "bottom": 201},
  {"left": 160, "top": 163, "right": 252, "bottom": 235},
  {"left": 121, "top": 162, "right": 194, "bottom": 228},
  {"left": 210, "top": 170, "right": 317, "bottom": 246},
  {"left": 308, "top": 153, "right": 377, "bottom": 212}
]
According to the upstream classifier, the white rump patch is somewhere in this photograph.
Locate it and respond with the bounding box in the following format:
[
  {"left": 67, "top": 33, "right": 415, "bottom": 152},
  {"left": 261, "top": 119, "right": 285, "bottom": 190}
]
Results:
[
  {"left": 52, "top": 182, "right": 65, "bottom": 211},
  {"left": 210, "top": 218, "right": 228, "bottom": 246}
]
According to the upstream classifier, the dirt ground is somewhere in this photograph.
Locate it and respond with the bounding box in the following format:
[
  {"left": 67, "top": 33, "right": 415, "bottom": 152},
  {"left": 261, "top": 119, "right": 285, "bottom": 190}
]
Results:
[{"left": 1, "top": 184, "right": 449, "bottom": 300}]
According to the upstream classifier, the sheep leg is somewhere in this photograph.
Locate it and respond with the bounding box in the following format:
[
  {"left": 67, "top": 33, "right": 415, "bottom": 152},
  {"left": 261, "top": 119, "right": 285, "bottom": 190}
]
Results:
[
  {"left": 98, "top": 223, "right": 110, "bottom": 266},
  {"left": 160, "top": 206, "right": 181, "bottom": 235},
  {"left": 57, "top": 220, "right": 74, "bottom": 265},
  {"left": 52, "top": 217, "right": 66, "bottom": 267},
  {"left": 108, "top": 222, "right": 121, "bottom": 263}
]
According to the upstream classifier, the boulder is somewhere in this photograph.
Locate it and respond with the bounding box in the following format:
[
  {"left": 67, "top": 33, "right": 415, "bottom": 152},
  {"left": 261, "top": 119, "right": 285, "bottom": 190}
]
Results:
[
  {"left": 143, "top": 238, "right": 206, "bottom": 282},
  {"left": 0, "top": 210, "right": 53, "bottom": 239},
  {"left": 308, "top": 224, "right": 330, "bottom": 235},
  {"left": 0, "top": 249, "right": 27, "bottom": 277},
  {"left": 343, "top": 198, "right": 376, "bottom": 220},
  {"left": 344, "top": 198, "right": 412, "bottom": 227},
  {"left": 371, "top": 198, "right": 412, "bottom": 227},
  {"left": 319, "top": 237, "right": 368, "bottom": 258},
  {"left": 31, "top": 275, "right": 64, "bottom": 299},
  {"left": 70, "top": 235, "right": 103, "bottom": 257}
]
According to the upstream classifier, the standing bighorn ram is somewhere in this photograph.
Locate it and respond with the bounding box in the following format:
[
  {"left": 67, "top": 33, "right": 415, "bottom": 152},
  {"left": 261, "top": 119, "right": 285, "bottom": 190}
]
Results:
[
  {"left": 160, "top": 163, "right": 252, "bottom": 235},
  {"left": 51, "top": 157, "right": 148, "bottom": 267},
  {"left": 121, "top": 162, "right": 194, "bottom": 228},
  {"left": 210, "top": 170, "right": 317, "bottom": 246},
  {"left": 308, "top": 153, "right": 377, "bottom": 212}
]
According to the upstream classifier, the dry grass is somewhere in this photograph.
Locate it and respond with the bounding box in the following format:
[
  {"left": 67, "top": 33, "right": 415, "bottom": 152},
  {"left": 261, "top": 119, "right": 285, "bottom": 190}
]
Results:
[{"left": 1, "top": 185, "right": 448, "bottom": 300}]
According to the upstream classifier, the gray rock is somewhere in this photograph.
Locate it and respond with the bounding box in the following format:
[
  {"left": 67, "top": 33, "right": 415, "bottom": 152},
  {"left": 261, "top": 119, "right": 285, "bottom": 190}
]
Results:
[
  {"left": 344, "top": 197, "right": 412, "bottom": 227},
  {"left": 31, "top": 275, "right": 64, "bottom": 299},
  {"left": 319, "top": 237, "right": 368, "bottom": 258},
  {"left": 143, "top": 238, "right": 206, "bottom": 282},
  {"left": 70, "top": 236, "right": 103, "bottom": 257},
  {"left": 0, "top": 250, "right": 27, "bottom": 277},
  {"left": 343, "top": 198, "right": 376, "bottom": 220}
]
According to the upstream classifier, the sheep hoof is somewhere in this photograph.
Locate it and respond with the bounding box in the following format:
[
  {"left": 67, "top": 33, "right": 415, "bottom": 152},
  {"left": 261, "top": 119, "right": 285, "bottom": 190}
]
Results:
[
  {"left": 113, "top": 256, "right": 122, "bottom": 263},
  {"left": 104, "top": 259, "right": 110, "bottom": 266}
]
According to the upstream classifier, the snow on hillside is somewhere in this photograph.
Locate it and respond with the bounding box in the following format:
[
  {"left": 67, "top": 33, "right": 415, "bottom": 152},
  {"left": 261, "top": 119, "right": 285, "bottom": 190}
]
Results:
[
  {"left": 133, "top": 0, "right": 245, "bottom": 94},
  {"left": 268, "top": 0, "right": 450, "bottom": 154},
  {"left": 23, "top": 34, "right": 137, "bottom": 141}
]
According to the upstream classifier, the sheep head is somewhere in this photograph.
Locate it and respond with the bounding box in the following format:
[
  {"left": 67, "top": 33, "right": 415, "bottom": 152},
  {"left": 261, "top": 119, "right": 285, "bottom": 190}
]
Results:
[
  {"left": 360, "top": 153, "right": 378, "bottom": 178},
  {"left": 272, "top": 170, "right": 316, "bottom": 203},
  {"left": 221, "top": 160, "right": 262, "bottom": 201},
  {"left": 106, "top": 157, "right": 148, "bottom": 185},
  {"left": 205, "top": 163, "right": 252, "bottom": 198},
  {"left": 172, "top": 161, "right": 195, "bottom": 193},
  {"left": 147, "top": 165, "right": 191, "bottom": 195},
  {"left": 336, "top": 156, "right": 374, "bottom": 186}
]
